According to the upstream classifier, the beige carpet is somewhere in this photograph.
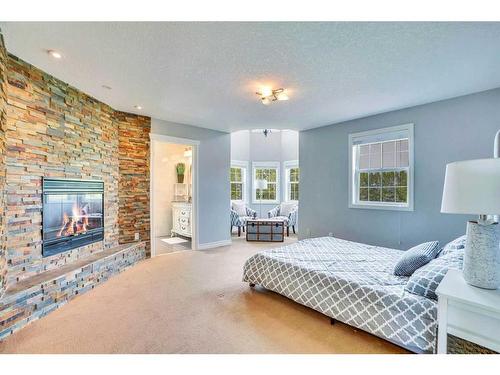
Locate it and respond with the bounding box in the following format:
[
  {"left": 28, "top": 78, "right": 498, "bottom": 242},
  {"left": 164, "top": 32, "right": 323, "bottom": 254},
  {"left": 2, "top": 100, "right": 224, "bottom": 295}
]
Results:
[{"left": 0, "top": 236, "right": 407, "bottom": 354}]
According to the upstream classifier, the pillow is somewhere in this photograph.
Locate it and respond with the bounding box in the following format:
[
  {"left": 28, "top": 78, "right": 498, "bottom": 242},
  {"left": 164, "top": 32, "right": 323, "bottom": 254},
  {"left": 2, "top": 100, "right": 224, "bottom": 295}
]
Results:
[
  {"left": 280, "top": 201, "right": 297, "bottom": 217},
  {"left": 438, "top": 235, "right": 466, "bottom": 257},
  {"left": 231, "top": 201, "right": 247, "bottom": 217},
  {"left": 405, "top": 249, "right": 464, "bottom": 300},
  {"left": 393, "top": 241, "right": 440, "bottom": 276}
]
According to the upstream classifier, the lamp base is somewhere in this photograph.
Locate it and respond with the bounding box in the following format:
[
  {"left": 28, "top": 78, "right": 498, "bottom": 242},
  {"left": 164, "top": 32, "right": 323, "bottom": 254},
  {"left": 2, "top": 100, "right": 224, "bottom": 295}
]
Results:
[{"left": 463, "top": 221, "right": 500, "bottom": 289}]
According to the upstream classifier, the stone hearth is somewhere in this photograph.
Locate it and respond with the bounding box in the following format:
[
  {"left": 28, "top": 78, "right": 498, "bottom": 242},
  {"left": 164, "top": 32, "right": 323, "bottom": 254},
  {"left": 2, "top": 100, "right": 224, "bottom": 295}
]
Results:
[{"left": 0, "top": 242, "right": 146, "bottom": 340}]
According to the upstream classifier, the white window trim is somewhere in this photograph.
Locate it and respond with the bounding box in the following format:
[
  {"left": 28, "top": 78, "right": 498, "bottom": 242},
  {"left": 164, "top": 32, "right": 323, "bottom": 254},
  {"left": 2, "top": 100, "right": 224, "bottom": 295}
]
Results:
[
  {"left": 230, "top": 160, "right": 248, "bottom": 203},
  {"left": 252, "top": 161, "right": 280, "bottom": 204},
  {"left": 284, "top": 160, "right": 299, "bottom": 202},
  {"left": 348, "top": 123, "right": 414, "bottom": 211}
]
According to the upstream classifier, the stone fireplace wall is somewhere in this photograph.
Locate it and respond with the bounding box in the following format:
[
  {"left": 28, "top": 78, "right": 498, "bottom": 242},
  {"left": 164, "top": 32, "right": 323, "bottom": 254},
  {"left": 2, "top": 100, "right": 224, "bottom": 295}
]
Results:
[
  {"left": 0, "top": 33, "right": 8, "bottom": 297},
  {"left": 116, "top": 112, "right": 150, "bottom": 252},
  {"left": 1, "top": 52, "right": 150, "bottom": 287}
]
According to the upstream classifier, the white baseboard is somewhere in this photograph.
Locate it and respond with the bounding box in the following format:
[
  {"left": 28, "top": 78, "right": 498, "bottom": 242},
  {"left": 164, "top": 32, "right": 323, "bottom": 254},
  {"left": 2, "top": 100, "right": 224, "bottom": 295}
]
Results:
[{"left": 196, "top": 239, "right": 232, "bottom": 250}]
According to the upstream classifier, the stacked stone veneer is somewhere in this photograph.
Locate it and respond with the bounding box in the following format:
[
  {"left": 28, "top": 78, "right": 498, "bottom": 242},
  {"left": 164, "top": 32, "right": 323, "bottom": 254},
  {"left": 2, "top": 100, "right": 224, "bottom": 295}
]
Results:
[
  {"left": 1, "top": 54, "right": 151, "bottom": 286},
  {"left": 116, "top": 112, "right": 151, "bottom": 252},
  {"left": 5, "top": 55, "right": 122, "bottom": 285},
  {"left": 0, "top": 29, "right": 151, "bottom": 339},
  {"left": 0, "top": 32, "right": 7, "bottom": 298},
  {"left": 0, "top": 242, "right": 146, "bottom": 340}
]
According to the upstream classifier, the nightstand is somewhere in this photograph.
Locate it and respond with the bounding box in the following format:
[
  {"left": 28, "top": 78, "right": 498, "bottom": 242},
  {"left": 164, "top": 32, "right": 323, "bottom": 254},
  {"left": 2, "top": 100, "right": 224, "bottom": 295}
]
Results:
[{"left": 436, "top": 269, "right": 500, "bottom": 354}]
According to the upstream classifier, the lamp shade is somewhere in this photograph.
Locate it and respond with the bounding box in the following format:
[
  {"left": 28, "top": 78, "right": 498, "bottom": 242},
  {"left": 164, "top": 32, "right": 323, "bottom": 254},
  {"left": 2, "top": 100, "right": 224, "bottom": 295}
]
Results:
[
  {"left": 441, "top": 158, "right": 500, "bottom": 215},
  {"left": 255, "top": 179, "right": 268, "bottom": 190}
]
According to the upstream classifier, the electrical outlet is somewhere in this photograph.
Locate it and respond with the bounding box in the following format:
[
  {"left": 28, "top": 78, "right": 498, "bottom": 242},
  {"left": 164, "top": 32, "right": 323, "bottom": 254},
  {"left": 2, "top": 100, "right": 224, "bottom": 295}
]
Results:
[
  {"left": 134, "top": 233, "right": 140, "bottom": 241},
  {"left": 328, "top": 232, "right": 334, "bottom": 237}
]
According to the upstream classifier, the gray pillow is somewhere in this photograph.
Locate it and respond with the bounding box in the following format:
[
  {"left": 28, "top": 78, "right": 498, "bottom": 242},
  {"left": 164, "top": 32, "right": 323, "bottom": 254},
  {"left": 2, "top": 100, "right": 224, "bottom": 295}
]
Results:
[
  {"left": 393, "top": 241, "right": 440, "bottom": 276},
  {"left": 405, "top": 249, "right": 464, "bottom": 300},
  {"left": 437, "top": 235, "right": 466, "bottom": 257}
]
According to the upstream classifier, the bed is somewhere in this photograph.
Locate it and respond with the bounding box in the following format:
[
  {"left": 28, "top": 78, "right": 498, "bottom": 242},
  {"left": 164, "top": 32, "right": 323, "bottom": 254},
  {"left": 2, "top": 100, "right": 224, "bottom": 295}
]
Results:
[{"left": 242, "top": 236, "right": 438, "bottom": 353}]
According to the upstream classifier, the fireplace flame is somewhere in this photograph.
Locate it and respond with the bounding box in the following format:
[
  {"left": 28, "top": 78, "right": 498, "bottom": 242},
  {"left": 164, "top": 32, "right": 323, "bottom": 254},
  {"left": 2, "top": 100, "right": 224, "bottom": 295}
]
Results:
[{"left": 57, "top": 203, "right": 90, "bottom": 238}]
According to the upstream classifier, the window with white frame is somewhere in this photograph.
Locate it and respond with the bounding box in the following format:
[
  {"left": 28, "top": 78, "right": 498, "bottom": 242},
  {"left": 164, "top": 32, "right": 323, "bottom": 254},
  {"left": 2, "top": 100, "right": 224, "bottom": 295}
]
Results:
[
  {"left": 284, "top": 160, "right": 299, "bottom": 201},
  {"left": 252, "top": 162, "right": 280, "bottom": 204},
  {"left": 230, "top": 161, "right": 247, "bottom": 201},
  {"left": 349, "top": 124, "right": 414, "bottom": 211}
]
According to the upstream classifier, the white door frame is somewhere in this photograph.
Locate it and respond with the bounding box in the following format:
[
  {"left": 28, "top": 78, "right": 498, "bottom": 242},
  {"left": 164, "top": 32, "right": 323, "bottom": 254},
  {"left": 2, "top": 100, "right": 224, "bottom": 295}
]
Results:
[{"left": 150, "top": 133, "right": 200, "bottom": 256}]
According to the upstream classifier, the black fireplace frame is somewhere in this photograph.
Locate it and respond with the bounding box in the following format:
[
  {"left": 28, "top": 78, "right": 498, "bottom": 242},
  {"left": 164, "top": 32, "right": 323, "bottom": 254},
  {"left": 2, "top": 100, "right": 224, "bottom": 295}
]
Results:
[{"left": 42, "top": 178, "right": 105, "bottom": 257}]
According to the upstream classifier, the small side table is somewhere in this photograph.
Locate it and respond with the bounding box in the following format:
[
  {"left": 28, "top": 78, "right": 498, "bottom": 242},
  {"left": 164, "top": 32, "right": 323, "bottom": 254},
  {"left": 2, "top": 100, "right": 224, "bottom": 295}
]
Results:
[{"left": 436, "top": 269, "right": 500, "bottom": 354}]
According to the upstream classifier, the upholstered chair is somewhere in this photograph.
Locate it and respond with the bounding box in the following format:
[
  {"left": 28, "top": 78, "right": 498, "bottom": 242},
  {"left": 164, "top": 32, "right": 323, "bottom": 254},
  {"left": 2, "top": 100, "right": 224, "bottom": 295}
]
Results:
[
  {"left": 230, "top": 202, "right": 257, "bottom": 236},
  {"left": 268, "top": 202, "right": 298, "bottom": 236}
]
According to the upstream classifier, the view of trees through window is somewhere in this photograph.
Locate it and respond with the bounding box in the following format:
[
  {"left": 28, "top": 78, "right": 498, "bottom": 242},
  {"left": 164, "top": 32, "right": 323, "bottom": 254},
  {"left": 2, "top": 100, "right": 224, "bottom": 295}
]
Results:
[
  {"left": 255, "top": 168, "right": 277, "bottom": 201},
  {"left": 355, "top": 138, "right": 409, "bottom": 204},
  {"left": 230, "top": 167, "right": 243, "bottom": 200},
  {"left": 359, "top": 170, "right": 407, "bottom": 203},
  {"left": 288, "top": 167, "right": 299, "bottom": 201}
]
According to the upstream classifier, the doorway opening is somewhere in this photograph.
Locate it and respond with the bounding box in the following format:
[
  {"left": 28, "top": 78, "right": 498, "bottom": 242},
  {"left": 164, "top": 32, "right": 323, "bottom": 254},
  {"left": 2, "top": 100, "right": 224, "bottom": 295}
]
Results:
[
  {"left": 150, "top": 134, "right": 199, "bottom": 256},
  {"left": 229, "top": 129, "right": 299, "bottom": 241}
]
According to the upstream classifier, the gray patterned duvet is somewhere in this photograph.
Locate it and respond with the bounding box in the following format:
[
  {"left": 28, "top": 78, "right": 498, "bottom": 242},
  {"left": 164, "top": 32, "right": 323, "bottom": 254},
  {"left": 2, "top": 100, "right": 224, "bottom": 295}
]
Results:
[{"left": 242, "top": 236, "right": 437, "bottom": 353}]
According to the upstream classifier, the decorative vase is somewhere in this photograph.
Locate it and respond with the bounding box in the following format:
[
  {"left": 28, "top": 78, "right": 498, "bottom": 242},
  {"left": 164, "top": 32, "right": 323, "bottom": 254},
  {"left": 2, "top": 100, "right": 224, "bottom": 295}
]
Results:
[
  {"left": 463, "top": 221, "right": 500, "bottom": 289},
  {"left": 177, "top": 174, "right": 184, "bottom": 183}
]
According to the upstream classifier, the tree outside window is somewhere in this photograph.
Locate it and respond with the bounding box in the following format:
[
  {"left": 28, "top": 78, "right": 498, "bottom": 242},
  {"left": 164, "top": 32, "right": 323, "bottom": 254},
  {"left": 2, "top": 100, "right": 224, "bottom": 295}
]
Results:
[
  {"left": 285, "top": 164, "right": 299, "bottom": 201},
  {"left": 252, "top": 162, "right": 280, "bottom": 203},
  {"left": 254, "top": 168, "right": 277, "bottom": 201},
  {"left": 230, "top": 167, "right": 243, "bottom": 200}
]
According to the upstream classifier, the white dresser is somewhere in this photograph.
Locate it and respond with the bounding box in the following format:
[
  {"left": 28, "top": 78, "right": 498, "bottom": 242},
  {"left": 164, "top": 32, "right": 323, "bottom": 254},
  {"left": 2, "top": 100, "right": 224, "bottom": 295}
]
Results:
[
  {"left": 436, "top": 269, "right": 500, "bottom": 354},
  {"left": 171, "top": 202, "right": 192, "bottom": 238}
]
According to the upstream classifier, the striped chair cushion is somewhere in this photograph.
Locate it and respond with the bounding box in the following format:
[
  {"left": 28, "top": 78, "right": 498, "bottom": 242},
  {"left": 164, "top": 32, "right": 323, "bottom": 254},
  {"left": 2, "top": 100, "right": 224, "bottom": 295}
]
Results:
[{"left": 393, "top": 241, "right": 440, "bottom": 277}]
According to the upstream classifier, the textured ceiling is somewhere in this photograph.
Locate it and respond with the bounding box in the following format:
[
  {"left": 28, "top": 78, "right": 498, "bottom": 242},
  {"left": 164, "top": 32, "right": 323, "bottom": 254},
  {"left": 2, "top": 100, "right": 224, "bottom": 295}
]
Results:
[{"left": 1, "top": 22, "right": 500, "bottom": 132}]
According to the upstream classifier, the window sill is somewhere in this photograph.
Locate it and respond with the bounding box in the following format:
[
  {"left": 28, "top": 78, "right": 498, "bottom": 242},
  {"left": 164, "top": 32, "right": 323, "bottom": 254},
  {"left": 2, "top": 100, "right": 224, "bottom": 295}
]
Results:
[
  {"left": 252, "top": 200, "right": 279, "bottom": 205},
  {"left": 349, "top": 202, "right": 413, "bottom": 212}
]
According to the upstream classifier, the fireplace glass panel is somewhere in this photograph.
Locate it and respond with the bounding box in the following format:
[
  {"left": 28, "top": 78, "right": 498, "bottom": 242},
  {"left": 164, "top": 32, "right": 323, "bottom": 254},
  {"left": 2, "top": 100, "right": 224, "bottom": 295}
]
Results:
[
  {"left": 42, "top": 178, "right": 104, "bottom": 256},
  {"left": 43, "top": 193, "right": 103, "bottom": 242}
]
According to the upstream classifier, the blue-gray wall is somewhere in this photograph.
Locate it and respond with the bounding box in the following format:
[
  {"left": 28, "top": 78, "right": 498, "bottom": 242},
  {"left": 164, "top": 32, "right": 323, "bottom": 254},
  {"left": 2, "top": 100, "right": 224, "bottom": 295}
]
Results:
[
  {"left": 299, "top": 88, "right": 500, "bottom": 249},
  {"left": 151, "top": 119, "right": 231, "bottom": 246}
]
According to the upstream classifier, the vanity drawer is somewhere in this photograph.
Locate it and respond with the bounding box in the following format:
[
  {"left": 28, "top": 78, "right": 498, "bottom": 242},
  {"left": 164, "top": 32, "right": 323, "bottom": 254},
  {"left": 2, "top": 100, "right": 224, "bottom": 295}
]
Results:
[
  {"left": 179, "top": 209, "right": 191, "bottom": 218},
  {"left": 179, "top": 216, "right": 190, "bottom": 225},
  {"left": 172, "top": 202, "right": 192, "bottom": 238},
  {"left": 179, "top": 224, "right": 190, "bottom": 234}
]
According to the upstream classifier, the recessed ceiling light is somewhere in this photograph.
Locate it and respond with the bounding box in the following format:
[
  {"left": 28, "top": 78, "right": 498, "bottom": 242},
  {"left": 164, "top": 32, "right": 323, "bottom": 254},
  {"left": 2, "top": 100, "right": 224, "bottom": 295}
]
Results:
[
  {"left": 134, "top": 105, "right": 143, "bottom": 110},
  {"left": 47, "top": 50, "right": 62, "bottom": 59},
  {"left": 102, "top": 85, "right": 112, "bottom": 90}
]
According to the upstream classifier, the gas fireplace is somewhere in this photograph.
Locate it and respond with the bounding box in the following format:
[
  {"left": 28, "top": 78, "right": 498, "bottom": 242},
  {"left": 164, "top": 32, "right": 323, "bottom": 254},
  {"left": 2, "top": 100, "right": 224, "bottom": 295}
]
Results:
[{"left": 42, "top": 178, "right": 104, "bottom": 257}]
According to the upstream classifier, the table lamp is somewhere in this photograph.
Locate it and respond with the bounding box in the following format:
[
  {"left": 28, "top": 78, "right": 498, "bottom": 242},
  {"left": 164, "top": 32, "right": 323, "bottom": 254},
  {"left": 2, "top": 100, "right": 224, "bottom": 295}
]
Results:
[{"left": 441, "top": 158, "right": 500, "bottom": 289}]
